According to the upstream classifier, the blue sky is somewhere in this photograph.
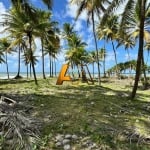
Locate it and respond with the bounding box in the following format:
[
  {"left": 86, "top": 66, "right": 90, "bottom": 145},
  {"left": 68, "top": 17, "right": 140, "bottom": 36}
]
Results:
[{"left": 0, "top": 0, "right": 140, "bottom": 75}]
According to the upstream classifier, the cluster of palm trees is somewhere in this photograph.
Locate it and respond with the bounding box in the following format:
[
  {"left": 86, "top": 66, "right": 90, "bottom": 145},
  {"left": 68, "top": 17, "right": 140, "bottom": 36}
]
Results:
[
  {"left": 0, "top": 0, "right": 60, "bottom": 84},
  {"left": 106, "top": 60, "right": 136, "bottom": 77},
  {"left": 71, "top": 0, "right": 150, "bottom": 99},
  {"left": 0, "top": 0, "right": 150, "bottom": 98}
]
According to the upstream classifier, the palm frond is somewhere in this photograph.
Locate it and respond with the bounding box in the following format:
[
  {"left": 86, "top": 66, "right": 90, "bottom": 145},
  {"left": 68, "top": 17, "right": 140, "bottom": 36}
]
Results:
[
  {"left": 100, "top": 0, "right": 125, "bottom": 26},
  {"left": 119, "top": 0, "right": 136, "bottom": 37}
]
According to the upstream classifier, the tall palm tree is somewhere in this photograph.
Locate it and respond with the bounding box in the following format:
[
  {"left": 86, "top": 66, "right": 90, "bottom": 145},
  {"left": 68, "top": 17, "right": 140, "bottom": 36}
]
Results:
[
  {"left": 99, "top": 47, "right": 106, "bottom": 77},
  {"left": 87, "top": 51, "right": 97, "bottom": 78},
  {"left": 0, "top": 38, "right": 14, "bottom": 79},
  {"left": 117, "top": 35, "right": 135, "bottom": 77},
  {"left": 2, "top": 6, "right": 48, "bottom": 84},
  {"left": 119, "top": 1, "right": 150, "bottom": 88},
  {"left": 22, "top": 48, "right": 30, "bottom": 78},
  {"left": 35, "top": 10, "right": 52, "bottom": 79},
  {"left": 101, "top": 0, "right": 147, "bottom": 99},
  {"left": 65, "top": 33, "right": 87, "bottom": 80},
  {"left": 44, "top": 38, "right": 60, "bottom": 77},
  {"left": 71, "top": 0, "right": 110, "bottom": 85},
  {"left": 97, "top": 14, "right": 120, "bottom": 77}
]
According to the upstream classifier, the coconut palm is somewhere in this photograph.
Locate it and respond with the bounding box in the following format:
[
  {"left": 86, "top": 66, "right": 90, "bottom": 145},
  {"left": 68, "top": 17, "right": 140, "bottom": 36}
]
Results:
[
  {"left": 100, "top": 0, "right": 147, "bottom": 99},
  {"left": 0, "top": 38, "right": 14, "bottom": 79},
  {"left": 22, "top": 48, "right": 30, "bottom": 78},
  {"left": 86, "top": 51, "right": 97, "bottom": 78},
  {"left": 65, "top": 33, "right": 87, "bottom": 80},
  {"left": 117, "top": 35, "right": 135, "bottom": 77},
  {"left": 119, "top": 1, "right": 150, "bottom": 89},
  {"left": 99, "top": 47, "right": 106, "bottom": 77},
  {"left": 35, "top": 10, "right": 52, "bottom": 79},
  {"left": 2, "top": 7, "right": 42, "bottom": 84},
  {"left": 97, "top": 14, "right": 120, "bottom": 77},
  {"left": 44, "top": 37, "right": 60, "bottom": 77},
  {"left": 71, "top": 0, "right": 110, "bottom": 85}
]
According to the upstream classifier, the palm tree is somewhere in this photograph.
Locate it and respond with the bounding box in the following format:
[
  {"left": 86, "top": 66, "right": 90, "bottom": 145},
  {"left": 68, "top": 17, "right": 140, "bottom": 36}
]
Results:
[
  {"left": 71, "top": 0, "right": 110, "bottom": 85},
  {"left": 0, "top": 38, "right": 14, "bottom": 79},
  {"left": 2, "top": 6, "right": 45, "bottom": 84},
  {"left": 65, "top": 33, "right": 87, "bottom": 80},
  {"left": 119, "top": 1, "right": 150, "bottom": 89},
  {"left": 117, "top": 35, "right": 135, "bottom": 77},
  {"left": 44, "top": 39, "right": 60, "bottom": 77},
  {"left": 87, "top": 51, "right": 97, "bottom": 78},
  {"left": 99, "top": 47, "right": 107, "bottom": 77},
  {"left": 35, "top": 10, "right": 52, "bottom": 79},
  {"left": 97, "top": 14, "right": 120, "bottom": 77},
  {"left": 22, "top": 48, "right": 30, "bottom": 78},
  {"left": 100, "top": 0, "right": 147, "bottom": 99}
]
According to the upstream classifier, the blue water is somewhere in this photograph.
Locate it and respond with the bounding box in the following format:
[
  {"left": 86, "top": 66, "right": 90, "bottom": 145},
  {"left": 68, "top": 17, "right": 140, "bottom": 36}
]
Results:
[{"left": 0, "top": 72, "right": 53, "bottom": 79}]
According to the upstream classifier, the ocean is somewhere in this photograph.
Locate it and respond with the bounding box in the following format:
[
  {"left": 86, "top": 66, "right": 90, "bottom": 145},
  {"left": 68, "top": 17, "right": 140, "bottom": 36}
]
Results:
[{"left": 0, "top": 72, "right": 53, "bottom": 79}]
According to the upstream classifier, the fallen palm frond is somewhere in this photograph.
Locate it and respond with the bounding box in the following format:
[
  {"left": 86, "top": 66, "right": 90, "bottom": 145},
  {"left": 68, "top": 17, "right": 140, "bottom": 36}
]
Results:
[{"left": 0, "top": 96, "right": 40, "bottom": 150}]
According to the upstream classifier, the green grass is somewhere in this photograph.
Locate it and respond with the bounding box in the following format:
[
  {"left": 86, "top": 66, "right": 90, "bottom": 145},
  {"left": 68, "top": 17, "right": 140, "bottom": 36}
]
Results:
[{"left": 0, "top": 77, "right": 150, "bottom": 149}]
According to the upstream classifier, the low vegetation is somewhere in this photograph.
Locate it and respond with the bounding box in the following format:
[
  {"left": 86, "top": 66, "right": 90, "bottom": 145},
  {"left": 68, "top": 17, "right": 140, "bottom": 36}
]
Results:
[{"left": 0, "top": 78, "right": 150, "bottom": 149}]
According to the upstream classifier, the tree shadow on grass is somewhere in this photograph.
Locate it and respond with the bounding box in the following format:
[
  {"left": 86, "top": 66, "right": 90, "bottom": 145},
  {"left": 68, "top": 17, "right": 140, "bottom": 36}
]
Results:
[{"left": 0, "top": 81, "right": 150, "bottom": 149}]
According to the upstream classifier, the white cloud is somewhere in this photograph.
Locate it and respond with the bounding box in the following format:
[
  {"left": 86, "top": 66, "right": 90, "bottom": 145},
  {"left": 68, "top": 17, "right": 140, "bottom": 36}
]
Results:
[
  {"left": 73, "top": 20, "right": 83, "bottom": 31},
  {"left": 65, "top": 0, "right": 87, "bottom": 21}
]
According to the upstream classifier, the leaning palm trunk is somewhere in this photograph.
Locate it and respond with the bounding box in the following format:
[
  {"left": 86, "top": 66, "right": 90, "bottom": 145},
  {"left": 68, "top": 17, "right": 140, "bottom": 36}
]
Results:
[
  {"left": 131, "top": 0, "right": 146, "bottom": 99},
  {"left": 5, "top": 52, "right": 9, "bottom": 79},
  {"left": 92, "top": 12, "right": 101, "bottom": 85},
  {"left": 28, "top": 33, "right": 38, "bottom": 85}
]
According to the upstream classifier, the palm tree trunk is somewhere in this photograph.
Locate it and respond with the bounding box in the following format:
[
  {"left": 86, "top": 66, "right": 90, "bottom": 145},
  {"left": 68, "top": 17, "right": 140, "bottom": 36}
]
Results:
[
  {"left": 112, "top": 41, "right": 119, "bottom": 77},
  {"left": 15, "top": 45, "right": 21, "bottom": 78},
  {"left": 29, "top": 33, "right": 38, "bottom": 85},
  {"left": 5, "top": 52, "right": 9, "bottom": 79},
  {"left": 41, "top": 39, "right": 46, "bottom": 79},
  {"left": 103, "top": 40, "right": 106, "bottom": 77},
  {"left": 131, "top": 0, "right": 146, "bottom": 99},
  {"left": 92, "top": 11, "right": 101, "bottom": 85}
]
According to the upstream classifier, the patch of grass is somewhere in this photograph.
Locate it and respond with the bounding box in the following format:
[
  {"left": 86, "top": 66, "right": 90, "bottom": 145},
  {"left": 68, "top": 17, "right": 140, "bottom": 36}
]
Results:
[{"left": 0, "top": 78, "right": 150, "bottom": 149}]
